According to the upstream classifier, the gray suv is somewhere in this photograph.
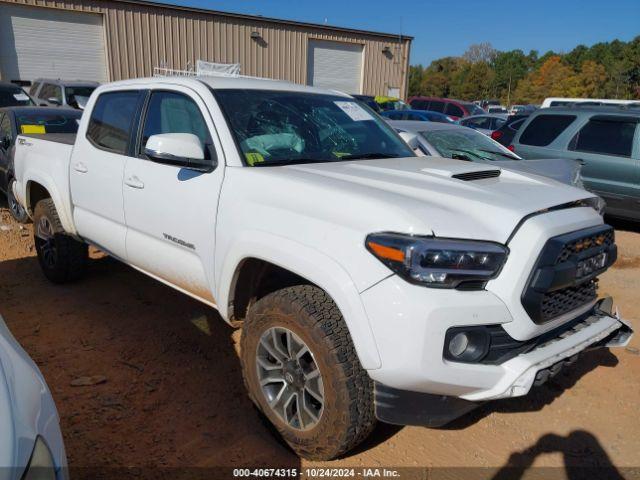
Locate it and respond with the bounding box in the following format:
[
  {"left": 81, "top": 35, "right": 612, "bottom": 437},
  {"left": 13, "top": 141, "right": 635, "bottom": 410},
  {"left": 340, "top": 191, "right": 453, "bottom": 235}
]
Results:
[
  {"left": 512, "top": 106, "right": 640, "bottom": 220},
  {"left": 29, "top": 79, "right": 99, "bottom": 110}
]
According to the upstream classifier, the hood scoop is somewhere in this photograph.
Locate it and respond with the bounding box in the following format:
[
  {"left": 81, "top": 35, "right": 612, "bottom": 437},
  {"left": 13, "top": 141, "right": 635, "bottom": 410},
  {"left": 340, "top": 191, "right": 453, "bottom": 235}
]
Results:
[{"left": 452, "top": 170, "right": 501, "bottom": 181}]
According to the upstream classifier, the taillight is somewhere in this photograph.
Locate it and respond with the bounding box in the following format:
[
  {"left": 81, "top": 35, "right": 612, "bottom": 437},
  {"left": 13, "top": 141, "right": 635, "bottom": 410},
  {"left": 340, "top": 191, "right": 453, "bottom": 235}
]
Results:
[
  {"left": 491, "top": 131, "right": 503, "bottom": 140},
  {"left": 507, "top": 145, "right": 515, "bottom": 152}
]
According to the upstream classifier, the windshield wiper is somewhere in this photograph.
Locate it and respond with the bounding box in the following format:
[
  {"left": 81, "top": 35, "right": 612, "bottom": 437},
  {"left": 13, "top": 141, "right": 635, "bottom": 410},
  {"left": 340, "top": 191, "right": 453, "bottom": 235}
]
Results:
[
  {"left": 449, "top": 148, "right": 488, "bottom": 161},
  {"left": 477, "top": 148, "right": 519, "bottom": 160},
  {"left": 252, "top": 158, "right": 326, "bottom": 167},
  {"left": 338, "top": 153, "right": 402, "bottom": 160}
]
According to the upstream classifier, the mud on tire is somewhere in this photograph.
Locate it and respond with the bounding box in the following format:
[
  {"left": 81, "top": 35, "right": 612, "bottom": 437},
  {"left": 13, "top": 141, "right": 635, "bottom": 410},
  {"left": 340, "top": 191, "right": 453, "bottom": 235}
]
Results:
[
  {"left": 33, "top": 198, "right": 88, "bottom": 283},
  {"left": 240, "top": 285, "right": 376, "bottom": 460}
]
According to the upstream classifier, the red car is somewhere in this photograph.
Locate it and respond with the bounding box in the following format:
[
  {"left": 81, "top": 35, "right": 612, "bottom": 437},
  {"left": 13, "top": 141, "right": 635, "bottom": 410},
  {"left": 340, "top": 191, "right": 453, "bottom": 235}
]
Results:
[{"left": 408, "top": 96, "right": 485, "bottom": 120}]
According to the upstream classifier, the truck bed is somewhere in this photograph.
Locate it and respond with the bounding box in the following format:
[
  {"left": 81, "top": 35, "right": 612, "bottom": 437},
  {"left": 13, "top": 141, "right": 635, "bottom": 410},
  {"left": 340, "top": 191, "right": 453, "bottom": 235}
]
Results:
[{"left": 21, "top": 133, "right": 77, "bottom": 146}]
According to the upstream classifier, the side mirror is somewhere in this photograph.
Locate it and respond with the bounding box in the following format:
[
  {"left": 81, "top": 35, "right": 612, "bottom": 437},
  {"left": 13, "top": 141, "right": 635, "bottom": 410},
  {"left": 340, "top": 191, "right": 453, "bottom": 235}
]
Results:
[
  {"left": 398, "top": 131, "right": 421, "bottom": 151},
  {"left": 47, "top": 97, "right": 62, "bottom": 106},
  {"left": 144, "top": 133, "right": 214, "bottom": 172}
]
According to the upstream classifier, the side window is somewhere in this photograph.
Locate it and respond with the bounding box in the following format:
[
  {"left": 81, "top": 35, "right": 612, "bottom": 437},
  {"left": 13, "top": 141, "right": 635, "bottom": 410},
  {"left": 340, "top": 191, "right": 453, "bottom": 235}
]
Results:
[
  {"left": 29, "top": 82, "right": 40, "bottom": 96},
  {"left": 140, "top": 91, "right": 214, "bottom": 161},
  {"left": 51, "top": 85, "right": 63, "bottom": 102},
  {"left": 411, "top": 100, "right": 428, "bottom": 110},
  {"left": 569, "top": 118, "right": 636, "bottom": 157},
  {"left": 0, "top": 114, "right": 11, "bottom": 146},
  {"left": 87, "top": 90, "right": 144, "bottom": 155},
  {"left": 519, "top": 114, "right": 576, "bottom": 146},
  {"left": 445, "top": 103, "right": 464, "bottom": 117},
  {"left": 429, "top": 101, "right": 445, "bottom": 113}
]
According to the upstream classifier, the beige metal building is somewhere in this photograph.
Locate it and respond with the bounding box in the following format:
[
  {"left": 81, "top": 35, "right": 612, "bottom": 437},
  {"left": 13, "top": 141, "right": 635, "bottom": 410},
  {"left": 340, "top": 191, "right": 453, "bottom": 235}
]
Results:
[{"left": 0, "top": 0, "right": 412, "bottom": 98}]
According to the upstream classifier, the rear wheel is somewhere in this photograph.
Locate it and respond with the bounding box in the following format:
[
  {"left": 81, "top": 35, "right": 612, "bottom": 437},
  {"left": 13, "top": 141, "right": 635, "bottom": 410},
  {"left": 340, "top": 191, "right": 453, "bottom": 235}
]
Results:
[
  {"left": 7, "top": 179, "right": 29, "bottom": 223},
  {"left": 33, "top": 198, "right": 87, "bottom": 283},
  {"left": 241, "top": 285, "right": 376, "bottom": 460}
]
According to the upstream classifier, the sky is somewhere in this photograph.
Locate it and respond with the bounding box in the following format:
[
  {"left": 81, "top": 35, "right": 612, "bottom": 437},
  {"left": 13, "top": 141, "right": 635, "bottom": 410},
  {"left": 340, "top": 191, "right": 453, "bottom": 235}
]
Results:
[{"left": 153, "top": 0, "right": 640, "bottom": 65}]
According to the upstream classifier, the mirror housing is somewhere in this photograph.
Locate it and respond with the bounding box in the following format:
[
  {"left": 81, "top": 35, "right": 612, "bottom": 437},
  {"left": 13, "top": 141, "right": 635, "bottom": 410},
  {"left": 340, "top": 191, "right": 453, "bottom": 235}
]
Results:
[
  {"left": 47, "top": 97, "right": 62, "bottom": 106},
  {"left": 398, "top": 131, "right": 424, "bottom": 155},
  {"left": 144, "top": 133, "right": 214, "bottom": 172}
]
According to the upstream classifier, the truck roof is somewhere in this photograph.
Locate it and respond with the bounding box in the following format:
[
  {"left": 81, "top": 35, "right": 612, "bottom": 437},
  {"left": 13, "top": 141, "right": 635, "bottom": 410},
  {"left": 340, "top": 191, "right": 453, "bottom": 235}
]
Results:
[{"left": 104, "top": 75, "right": 353, "bottom": 96}]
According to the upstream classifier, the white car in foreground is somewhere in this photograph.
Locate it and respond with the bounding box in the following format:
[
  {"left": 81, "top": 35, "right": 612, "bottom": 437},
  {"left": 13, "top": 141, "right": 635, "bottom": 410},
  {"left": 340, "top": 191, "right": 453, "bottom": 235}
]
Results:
[
  {"left": 0, "top": 316, "right": 67, "bottom": 480},
  {"left": 12, "top": 75, "right": 634, "bottom": 460}
]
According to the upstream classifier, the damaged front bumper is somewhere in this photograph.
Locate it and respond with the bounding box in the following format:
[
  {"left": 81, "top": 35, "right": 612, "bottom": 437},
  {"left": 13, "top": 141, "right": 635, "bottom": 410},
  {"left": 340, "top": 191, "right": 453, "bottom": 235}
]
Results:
[{"left": 374, "top": 297, "right": 633, "bottom": 427}]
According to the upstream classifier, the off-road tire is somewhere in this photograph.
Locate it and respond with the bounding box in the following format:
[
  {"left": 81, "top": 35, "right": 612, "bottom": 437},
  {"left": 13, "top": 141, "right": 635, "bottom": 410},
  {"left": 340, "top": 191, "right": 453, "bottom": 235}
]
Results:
[
  {"left": 33, "top": 198, "right": 87, "bottom": 283},
  {"left": 7, "top": 178, "right": 29, "bottom": 223},
  {"left": 241, "top": 285, "right": 376, "bottom": 460}
]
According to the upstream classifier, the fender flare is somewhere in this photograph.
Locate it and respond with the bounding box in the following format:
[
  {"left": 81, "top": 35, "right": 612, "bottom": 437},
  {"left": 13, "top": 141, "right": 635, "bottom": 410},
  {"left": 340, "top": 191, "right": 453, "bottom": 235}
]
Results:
[
  {"left": 216, "top": 231, "right": 383, "bottom": 370},
  {"left": 23, "top": 171, "right": 76, "bottom": 235}
]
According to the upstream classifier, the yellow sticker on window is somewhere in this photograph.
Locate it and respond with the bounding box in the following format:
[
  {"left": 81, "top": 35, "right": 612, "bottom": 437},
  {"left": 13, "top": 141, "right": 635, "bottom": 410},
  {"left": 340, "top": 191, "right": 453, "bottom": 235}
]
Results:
[
  {"left": 21, "top": 125, "right": 46, "bottom": 134},
  {"left": 245, "top": 152, "right": 265, "bottom": 166}
]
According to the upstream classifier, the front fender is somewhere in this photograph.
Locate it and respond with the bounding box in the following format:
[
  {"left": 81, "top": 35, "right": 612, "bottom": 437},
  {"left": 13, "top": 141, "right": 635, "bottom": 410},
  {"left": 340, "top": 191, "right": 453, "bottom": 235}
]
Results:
[{"left": 216, "top": 231, "right": 384, "bottom": 370}]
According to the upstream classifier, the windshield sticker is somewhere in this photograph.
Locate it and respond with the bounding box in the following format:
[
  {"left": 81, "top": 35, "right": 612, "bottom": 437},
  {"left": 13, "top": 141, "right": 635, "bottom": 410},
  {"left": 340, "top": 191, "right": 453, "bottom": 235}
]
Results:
[
  {"left": 21, "top": 125, "right": 46, "bottom": 134},
  {"left": 245, "top": 152, "right": 265, "bottom": 166},
  {"left": 13, "top": 93, "right": 29, "bottom": 102},
  {"left": 334, "top": 101, "right": 374, "bottom": 122}
]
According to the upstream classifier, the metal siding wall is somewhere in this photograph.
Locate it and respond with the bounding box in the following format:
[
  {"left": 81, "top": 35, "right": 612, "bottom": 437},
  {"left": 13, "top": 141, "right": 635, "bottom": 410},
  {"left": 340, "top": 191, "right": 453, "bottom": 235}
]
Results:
[{"left": 0, "top": 0, "right": 411, "bottom": 97}]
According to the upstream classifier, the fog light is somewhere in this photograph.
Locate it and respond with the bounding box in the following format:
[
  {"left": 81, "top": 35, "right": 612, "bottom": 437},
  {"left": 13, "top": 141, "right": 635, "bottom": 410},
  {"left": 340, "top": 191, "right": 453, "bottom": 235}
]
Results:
[
  {"left": 444, "top": 327, "right": 491, "bottom": 363},
  {"left": 449, "top": 332, "right": 469, "bottom": 357}
]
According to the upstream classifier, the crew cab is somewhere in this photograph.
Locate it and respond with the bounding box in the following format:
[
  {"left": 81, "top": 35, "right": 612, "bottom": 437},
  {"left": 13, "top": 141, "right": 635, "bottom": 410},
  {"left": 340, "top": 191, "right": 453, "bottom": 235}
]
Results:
[{"left": 12, "top": 76, "right": 633, "bottom": 460}]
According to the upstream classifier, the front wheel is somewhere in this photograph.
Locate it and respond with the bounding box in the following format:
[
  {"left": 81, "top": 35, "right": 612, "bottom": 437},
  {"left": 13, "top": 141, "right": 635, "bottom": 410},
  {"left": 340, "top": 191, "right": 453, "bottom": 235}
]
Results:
[
  {"left": 7, "top": 179, "right": 29, "bottom": 223},
  {"left": 33, "top": 198, "right": 88, "bottom": 283},
  {"left": 241, "top": 285, "right": 376, "bottom": 460}
]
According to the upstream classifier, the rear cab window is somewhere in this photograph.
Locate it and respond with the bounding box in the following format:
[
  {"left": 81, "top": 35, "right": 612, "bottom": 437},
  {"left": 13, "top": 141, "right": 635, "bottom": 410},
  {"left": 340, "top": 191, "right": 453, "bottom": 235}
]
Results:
[
  {"left": 518, "top": 114, "right": 576, "bottom": 146},
  {"left": 569, "top": 116, "right": 637, "bottom": 157}
]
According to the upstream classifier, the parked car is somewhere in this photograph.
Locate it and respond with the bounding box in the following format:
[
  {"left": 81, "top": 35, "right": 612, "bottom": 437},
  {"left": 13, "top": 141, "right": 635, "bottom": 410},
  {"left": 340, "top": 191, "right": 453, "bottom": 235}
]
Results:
[
  {"left": 486, "top": 105, "right": 508, "bottom": 114},
  {"left": 509, "top": 104, "right": 537, "bottom": 115},
  {"left": 0, "top": 82, "right": 34, "bottom": 108},
  {"left": 29, "top": 79, "right": 99, "bottom": 110},
  {"left": 374, "top": 95, "right": 409, "bottom": 111},
  {"left": 408, "top": 96, "right": 485, "bottom": 120},
  {"left": 0, "top": 107, "right": 82, "bottom": 222},
  {"left": 13, "top": 76, "right": 632, "bottom": 460},
  {"left": 458, "top": 113, "right": 508, "bottom": 135},
  {"left": 381, "top": 109, "right": 455, "bottom": 123},
  {"left": 0, "top": 314, "right": 68, "bottom": 480},
  {"left": 388, "top": 120, "right": 584, "bottom": 187},
  {"left": 351, "top": 94, "right": 381, "bottom": 112},
  {"left": 490, "top": 114, "right": 530, "bottom": 147},
  {"left": 541, "top": 97, "right": 640, "bottom": 108},
  {"left": 511, "top": 106, "right": 640, "bottom": 221}
]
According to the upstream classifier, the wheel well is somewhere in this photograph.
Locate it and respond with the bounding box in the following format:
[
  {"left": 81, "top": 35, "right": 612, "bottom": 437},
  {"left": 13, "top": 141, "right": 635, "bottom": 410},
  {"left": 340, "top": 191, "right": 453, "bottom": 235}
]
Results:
[
  {"left": 27, "top": 181, "right": 50, "bottom": 213},
  {"left": 229, "top": 258, "right": 312, "bottom": 322}
]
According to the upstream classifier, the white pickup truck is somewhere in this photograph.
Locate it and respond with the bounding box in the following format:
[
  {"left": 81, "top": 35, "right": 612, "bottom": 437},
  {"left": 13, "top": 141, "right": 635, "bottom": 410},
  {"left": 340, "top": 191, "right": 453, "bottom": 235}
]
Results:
[{"left": 13, "top": 76, "right": 633, "bottom": 460}]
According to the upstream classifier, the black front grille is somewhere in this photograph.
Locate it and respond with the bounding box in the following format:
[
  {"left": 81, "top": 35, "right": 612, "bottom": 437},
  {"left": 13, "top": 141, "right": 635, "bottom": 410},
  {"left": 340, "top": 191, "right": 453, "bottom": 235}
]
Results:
[
  {"left": 522, "top": 225, "right": 616, "bottom": 324},
  {"left": 540, "top": 279, "right": 598, "bottom": 321},
  {"left": 452, "top": 170, "right": 501, "bottom": 181}
]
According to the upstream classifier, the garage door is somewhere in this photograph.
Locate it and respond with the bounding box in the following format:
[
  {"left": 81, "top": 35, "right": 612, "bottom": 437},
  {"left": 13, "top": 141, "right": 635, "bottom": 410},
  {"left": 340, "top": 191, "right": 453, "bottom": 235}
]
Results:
[
  {"left": 307, "top": 40, "right": 363, "bottom": 94},
  {"left": 0, "top": 4, "right": 108, "bottom": 83}
]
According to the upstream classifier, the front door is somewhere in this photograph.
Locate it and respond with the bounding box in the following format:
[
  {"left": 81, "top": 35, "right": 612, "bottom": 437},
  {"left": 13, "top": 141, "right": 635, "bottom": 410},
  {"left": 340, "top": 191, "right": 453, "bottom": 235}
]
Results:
[
  {"left": 122, "top": 86, "right": 225, "bottom": 304},
  {"left": 70, "top": 89, "right": 146, "bottom": 259}
]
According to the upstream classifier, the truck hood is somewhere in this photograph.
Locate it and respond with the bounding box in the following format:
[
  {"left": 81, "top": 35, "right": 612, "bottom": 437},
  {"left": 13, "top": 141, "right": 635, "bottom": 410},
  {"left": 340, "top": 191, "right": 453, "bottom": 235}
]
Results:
[
  {"left": 491, "top": 158, "right": 580, "bottom": 187},
  {"left": 279, "top": 156, "right": 594, "bottom": 244}
]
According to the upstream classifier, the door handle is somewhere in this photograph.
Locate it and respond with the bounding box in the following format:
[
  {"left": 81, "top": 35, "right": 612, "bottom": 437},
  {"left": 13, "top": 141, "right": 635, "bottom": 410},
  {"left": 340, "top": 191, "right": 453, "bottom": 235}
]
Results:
[
  {"left": 73, "top": 162, "right": 88, "bottom": 173},
  {"left": 124, "top": 176, "right": 145, "bottom": 189},
  {"left": 576, "top": 158, "right": 586, "bottom": 166}
]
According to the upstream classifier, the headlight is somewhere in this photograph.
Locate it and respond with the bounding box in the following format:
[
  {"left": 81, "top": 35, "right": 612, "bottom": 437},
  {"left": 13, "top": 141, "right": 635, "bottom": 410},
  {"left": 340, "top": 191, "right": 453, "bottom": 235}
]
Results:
[
  {"left": 366, "top": 233, "right": 508, "bottom": 288},
  {"left": 22, "top": 437, "right": 56, "bottom": 480}
]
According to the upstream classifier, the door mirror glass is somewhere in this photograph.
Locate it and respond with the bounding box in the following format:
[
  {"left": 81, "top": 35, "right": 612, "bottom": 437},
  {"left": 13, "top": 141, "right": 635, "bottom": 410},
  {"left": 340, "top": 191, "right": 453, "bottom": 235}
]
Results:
[{"left": 144, "top": 133, "right": 213, "bottom": 172}]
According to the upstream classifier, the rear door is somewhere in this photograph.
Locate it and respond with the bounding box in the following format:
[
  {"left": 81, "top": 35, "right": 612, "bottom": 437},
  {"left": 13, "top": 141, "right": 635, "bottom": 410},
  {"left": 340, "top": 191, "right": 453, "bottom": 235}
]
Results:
[
  {"left": 565, "top": 116, "right": 640, "bottom": 219},
  {"left": 70, "top": 89, "right": 146, "bottom": 259},
  {"left": 122, "top": 85, "right": 224, "bottom": 304}
]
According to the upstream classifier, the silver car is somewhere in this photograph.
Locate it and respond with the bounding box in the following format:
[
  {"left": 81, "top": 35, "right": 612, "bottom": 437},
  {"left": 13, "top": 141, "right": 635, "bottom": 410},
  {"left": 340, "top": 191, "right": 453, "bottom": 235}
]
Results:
[
  {"left": 29, "top": 79, "right": 99, "bottom": 110},
  {"left": 388, "top": 120, "right": 584, "bottom": 188},
  {"left": 458, "top": 113, "right": 508, "bottom": 136},
  {"left": 0, "top": 315, "right": 67, "bottom": 480}
]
